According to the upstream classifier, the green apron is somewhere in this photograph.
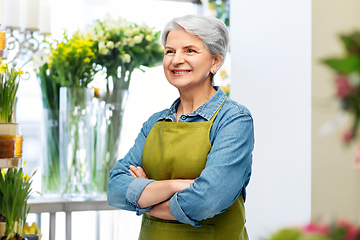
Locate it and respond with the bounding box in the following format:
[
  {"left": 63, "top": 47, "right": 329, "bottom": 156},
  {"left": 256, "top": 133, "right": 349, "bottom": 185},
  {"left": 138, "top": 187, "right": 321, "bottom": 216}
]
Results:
[{"left": 140, "top": 100, "right": 247, "bottom": 240}]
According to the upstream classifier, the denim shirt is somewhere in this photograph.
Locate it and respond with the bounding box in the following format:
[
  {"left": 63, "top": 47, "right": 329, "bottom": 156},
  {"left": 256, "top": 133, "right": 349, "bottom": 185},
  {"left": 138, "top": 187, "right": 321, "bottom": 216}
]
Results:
[{"left": 107, "top": 87, "right": 254, "bottom": 227}]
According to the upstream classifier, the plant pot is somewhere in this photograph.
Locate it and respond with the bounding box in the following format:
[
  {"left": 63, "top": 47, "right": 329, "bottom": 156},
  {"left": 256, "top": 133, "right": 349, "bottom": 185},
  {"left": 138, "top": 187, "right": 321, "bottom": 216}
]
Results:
[
  {"left": 0, "top": 135, "right": 23, "bottom": 159},
  {"left": 23, "top": 234, "right": 38, "bottom": 240},
  {"left": 0, "top": 222, "right": 5, "bottom": 238},
  {"left": 0, "top": 123, "right": 18, "bottom": 135}
]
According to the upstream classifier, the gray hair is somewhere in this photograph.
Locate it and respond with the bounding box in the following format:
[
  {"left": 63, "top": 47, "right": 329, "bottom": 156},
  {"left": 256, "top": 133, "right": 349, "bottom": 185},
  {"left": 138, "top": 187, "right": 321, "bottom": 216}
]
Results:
[{"left": 161, "top": 14, "right": 230, "bottom": 67}]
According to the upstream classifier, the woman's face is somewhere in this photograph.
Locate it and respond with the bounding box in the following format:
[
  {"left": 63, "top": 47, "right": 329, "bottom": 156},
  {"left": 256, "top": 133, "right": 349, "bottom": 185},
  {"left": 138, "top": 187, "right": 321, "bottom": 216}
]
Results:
[{"left": 163, "top": 28, "right": 221, "bottom": 91}]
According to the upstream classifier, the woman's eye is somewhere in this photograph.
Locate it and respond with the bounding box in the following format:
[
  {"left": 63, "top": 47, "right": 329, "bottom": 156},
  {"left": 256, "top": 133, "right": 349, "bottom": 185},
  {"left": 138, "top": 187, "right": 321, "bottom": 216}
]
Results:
[
  {"left": 188, "top": 49, "right": 195, "bottom": 53},
  {"left": 165, "top": 50, "right": 174, "bottom": 54}
]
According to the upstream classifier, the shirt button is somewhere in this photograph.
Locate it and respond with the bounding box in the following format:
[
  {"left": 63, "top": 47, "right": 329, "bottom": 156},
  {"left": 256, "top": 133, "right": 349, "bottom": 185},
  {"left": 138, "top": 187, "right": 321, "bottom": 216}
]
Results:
[{"left": 181, "top": 116, "right": 186, "bottom": 120}]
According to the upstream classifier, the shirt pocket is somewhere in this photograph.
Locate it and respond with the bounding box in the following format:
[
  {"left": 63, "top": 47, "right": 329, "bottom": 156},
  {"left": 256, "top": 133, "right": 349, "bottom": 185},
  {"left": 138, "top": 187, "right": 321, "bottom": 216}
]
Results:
[{"left": 139, "top": 217, "right": 214, "bottom": 240}]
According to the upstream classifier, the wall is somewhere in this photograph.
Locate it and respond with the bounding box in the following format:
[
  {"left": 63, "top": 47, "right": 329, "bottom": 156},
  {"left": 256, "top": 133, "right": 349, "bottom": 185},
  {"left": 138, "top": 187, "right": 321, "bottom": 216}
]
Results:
[
  {"left": 312, "top": 0, "right": 360, "bottom": 223},
  {"left": 230, "top": 1, "right": 312, "bottom": 239}
]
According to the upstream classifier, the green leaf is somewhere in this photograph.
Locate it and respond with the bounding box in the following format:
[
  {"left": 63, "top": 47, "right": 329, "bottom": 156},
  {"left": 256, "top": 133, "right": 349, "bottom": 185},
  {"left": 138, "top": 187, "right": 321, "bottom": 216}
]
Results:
[{"left": 322, "top": 56, "right": 360, "bottom": 74}]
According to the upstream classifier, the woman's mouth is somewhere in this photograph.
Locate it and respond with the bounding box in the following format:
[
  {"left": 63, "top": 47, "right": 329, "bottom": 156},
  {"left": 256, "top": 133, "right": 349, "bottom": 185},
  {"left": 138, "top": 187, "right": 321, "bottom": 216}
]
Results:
[{"left": 172, "top": 70, "right": 191, "bottom": 74}]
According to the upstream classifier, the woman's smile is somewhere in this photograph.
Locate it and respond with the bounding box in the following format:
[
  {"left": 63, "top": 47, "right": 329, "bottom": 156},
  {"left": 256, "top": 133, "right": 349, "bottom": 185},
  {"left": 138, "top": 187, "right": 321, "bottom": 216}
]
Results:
[
  {"left": 163, "top": 28, "right": 219, "bottom": 91},
  {"left": 171, "top": 69, "right": 191, "bottom": 76}
]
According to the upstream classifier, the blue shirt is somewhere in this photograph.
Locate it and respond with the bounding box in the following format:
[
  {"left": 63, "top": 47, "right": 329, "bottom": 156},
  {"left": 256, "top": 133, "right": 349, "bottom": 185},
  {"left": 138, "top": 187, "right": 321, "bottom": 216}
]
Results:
[{"left": 107, "top": 87, "right": 254, "bottom": 227}]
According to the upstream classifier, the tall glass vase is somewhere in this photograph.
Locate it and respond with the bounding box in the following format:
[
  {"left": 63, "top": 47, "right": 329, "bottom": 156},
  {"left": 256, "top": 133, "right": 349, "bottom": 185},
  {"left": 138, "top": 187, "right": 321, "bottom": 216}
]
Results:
[
  {"left": 41, "top": 108, "right": 60, "bottom": 196},
  {"left": 94, "top": 88, "right": 128, "bottom": 195},
  {"left": 59, "top": 87, "right": 95, "bottom": 199}
]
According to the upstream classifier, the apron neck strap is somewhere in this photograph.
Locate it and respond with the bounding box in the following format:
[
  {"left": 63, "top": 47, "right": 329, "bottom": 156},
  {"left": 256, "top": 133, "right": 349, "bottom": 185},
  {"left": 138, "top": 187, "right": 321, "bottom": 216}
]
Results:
[{"left": 209, "top": 97, "right": 227, "bottom": 123}]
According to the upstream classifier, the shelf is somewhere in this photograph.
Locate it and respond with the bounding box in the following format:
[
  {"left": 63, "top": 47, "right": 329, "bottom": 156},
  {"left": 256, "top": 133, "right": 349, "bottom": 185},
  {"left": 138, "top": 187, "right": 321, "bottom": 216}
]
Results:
[
  {"left": 0, "top": 49, "right": 8, "bottom": 59},
  {"left": 0, "top": 158, "right": 22, "bottom": 168}
]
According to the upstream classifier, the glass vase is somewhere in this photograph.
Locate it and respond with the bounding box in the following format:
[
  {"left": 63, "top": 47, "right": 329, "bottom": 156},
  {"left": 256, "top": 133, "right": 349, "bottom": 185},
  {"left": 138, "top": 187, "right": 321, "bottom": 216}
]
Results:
[
  {"left": 59, "top": 87, "right": 95, "bottom": 199},
  {"left": 40, "top": 108, "right": 60, "bottom": 196},
  {"left": 93, "top": 89, "right": 128, "bottom": 195}
]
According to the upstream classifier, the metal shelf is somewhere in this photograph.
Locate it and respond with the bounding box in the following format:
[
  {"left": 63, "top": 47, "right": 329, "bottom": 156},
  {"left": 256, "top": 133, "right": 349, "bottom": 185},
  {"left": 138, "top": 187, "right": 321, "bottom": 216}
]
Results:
[{"left": 0, "top": 49, "right": 8, "bottom": 59}]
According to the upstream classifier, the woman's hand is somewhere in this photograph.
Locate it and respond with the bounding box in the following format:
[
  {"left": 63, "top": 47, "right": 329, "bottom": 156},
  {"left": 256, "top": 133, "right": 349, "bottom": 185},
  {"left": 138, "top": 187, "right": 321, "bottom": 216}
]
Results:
[{"left": 129, "top": 165, "right": 148, "bottom": 179}]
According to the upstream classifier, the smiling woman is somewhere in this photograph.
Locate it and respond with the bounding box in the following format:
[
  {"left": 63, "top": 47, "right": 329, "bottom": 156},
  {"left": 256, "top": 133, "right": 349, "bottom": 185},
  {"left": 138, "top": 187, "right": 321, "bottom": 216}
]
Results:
[{"left": 107, "top": 14, "right": 254, "bottom": 240}]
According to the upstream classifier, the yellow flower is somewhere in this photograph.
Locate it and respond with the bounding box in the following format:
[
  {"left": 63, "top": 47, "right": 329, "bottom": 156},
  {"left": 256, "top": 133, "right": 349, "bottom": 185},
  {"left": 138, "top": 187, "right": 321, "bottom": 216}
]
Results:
[
  {"left": 1, "top": 168, "right": 7, "bottom": 178},
  {"left": 84, "top": 58, "right": 91, "bottom": 63},
  {"left": 208, "top": 3, "right": 215, "bottom": 11},
  {"left": 24, "top": 222, "right": 41, "bottom": 235},
  {"left": 0, "top": 62, "right": 8, "bottom": 74},
  {"left": 23, "top": 173, "right": 30, "bottom": 181},
  {"left": 220, "top": 84, "right": 230, "bottom": 95},
  {"left": 221, "top": 70, "right": 228, "bottom": 80}
]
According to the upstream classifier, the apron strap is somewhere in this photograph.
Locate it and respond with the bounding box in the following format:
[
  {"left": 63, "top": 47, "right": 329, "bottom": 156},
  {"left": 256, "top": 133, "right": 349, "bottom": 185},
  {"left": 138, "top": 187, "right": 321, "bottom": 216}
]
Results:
[{"left": 209, "top": 97, "right": 227, "bottom": 123}]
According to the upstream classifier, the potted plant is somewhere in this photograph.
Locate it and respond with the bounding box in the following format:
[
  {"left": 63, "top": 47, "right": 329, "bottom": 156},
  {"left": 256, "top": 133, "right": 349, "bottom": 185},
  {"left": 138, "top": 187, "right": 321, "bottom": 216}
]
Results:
[
  {"left": 0, "top": 167, "right": 36, "bottom": 240},
  {"left": 0, "top": 62, "right": 22, "bottom": 161}
]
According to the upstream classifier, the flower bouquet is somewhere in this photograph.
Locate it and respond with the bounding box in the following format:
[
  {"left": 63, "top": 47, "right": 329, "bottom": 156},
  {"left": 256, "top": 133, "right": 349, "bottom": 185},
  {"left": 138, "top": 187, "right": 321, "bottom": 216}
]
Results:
[
  {"left": 267, "top": 220, "right": 360, "bottom": 240},
  {"left": 85, "top": 15, "right": 163, "bottom": 194},
  {"left": 49, "top": 31, "right": 98, "bottom": 197},
  {"left": 322, "top": 31, "right": 360, "bottom": 165},
  {"left": 0, "top": 167, "right": 36, "bottom": 240}
]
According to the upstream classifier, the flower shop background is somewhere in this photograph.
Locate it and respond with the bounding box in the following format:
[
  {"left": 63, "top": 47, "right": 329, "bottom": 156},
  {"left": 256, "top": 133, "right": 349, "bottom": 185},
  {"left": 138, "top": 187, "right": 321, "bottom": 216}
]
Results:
[
  {"left": 12, "top": 0, "right": 198, "bottom": 239},
  {"left": 231, "top": 0, "right": 360, "bottom": 239},
  {"left": 312, "top": 0, "right": 360, "bottom": 223}
]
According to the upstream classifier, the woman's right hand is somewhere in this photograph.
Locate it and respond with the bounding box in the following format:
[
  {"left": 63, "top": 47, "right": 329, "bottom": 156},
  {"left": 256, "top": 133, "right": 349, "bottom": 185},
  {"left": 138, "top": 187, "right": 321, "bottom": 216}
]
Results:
[{"left": 129, "top": 165, "right": 148, "bottom": 179}]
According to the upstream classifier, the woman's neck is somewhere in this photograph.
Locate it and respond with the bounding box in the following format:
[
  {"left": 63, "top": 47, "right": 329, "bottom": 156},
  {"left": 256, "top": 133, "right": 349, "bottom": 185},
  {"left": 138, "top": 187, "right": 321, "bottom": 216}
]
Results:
[{"left": 176, "top": 85, "right": 216, "bottom": 121}]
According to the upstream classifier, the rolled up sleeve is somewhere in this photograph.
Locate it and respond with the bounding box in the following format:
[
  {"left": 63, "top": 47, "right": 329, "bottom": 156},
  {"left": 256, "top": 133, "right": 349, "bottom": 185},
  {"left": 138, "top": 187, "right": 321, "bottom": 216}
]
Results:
[
  {"left": 107, "top": 112, "right": 161, "bottom": 214},
  {"left": 126, "top": 178, "right": 155, "bottom": 215},
  {"left": 169, "top": 193, "right": 201, "bottom": 227}
]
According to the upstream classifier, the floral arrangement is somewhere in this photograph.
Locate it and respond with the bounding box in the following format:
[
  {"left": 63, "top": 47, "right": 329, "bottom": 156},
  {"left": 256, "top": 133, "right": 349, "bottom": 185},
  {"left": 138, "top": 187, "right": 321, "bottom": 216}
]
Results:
[
  {"left": 49, "top": 31, "right": 98, "bottom": 88},
  {"left": 86, "top": 14, "right": 164, "bottom": 88},
  {"left": 322, "top": 31, "right": 360, "bottom": 164},
  {"left": 84, "top": 14, "right": 164, "bottom": 193},
  {"left": 0, "top": 62, "right": 22, "bottom": 123},
  {"left": 208, "top": 0, "right": 230, "bottom": 27},
  {"left": 0, "top": 167, "right": 36, "bottom": 240},
  {"left": 267, "top": 220, "right": 360, "bottom": 240}
]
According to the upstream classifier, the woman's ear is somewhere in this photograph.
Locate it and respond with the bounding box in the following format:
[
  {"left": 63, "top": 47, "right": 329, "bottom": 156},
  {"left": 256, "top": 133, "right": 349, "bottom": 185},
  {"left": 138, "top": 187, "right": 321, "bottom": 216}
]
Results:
[{"left": 211, "top": 55, "right": 223, "bottom": 73}]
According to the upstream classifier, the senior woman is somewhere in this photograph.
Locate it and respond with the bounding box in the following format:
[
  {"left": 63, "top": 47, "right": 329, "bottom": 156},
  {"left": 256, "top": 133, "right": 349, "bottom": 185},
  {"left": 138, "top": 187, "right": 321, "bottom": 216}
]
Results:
[{"left": 107, "top": 14, "right": 254, "bottom": 240}]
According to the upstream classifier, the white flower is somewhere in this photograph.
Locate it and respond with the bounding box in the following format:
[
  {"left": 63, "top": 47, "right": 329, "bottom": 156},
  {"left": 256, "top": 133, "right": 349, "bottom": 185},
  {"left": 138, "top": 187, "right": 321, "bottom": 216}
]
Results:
[
  {"left": 122, "top": 38, "right": 127, "bottom": 46},
  {"left": 115, "top": 41, "right": 122, "bottom": 48},
  {"left": 127, "top": 38, "right": 135, "bottom": 47},
  {"left": 98, "top": 41, "right": 109, "bottom": 55},
  {"left": 106, "top": 41, "right": 115, "bottom": 49},
  {"left": 124, "top": 29, "right": 133, "bottom": 37},
  {"left": 121, "top": 54, "right": 131, "bottom": 63},
  {"left": 133, "top": 34, "right": 144, "bottom": 44},
  {"left": 32, "top": 50, "right": 50, "bottom": 69},
  {"left": 132, "top": 28, "right": 140, "bottom": 35},
  {"left": 145, "top": 35, "right": 153, "bottom": 42}
]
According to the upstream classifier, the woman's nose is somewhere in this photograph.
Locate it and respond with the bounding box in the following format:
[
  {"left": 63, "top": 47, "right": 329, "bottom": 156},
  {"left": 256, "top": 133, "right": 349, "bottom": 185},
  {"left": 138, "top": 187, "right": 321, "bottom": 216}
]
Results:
[{"left": 172, "top": 52, "right": 185, "bottom": 65}]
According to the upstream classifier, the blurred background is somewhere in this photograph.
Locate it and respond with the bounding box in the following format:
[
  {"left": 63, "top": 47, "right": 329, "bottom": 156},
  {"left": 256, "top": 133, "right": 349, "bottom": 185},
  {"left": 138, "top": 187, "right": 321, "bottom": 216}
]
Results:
[{"left": 3, "top": 0, "right": 360, "bottom": 239}]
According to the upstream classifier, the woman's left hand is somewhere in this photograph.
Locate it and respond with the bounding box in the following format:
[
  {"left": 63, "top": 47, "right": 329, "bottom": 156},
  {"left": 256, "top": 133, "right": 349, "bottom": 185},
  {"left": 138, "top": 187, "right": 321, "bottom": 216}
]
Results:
[{"left": 129, "top": 165, "right": 149, "bottom": 179}]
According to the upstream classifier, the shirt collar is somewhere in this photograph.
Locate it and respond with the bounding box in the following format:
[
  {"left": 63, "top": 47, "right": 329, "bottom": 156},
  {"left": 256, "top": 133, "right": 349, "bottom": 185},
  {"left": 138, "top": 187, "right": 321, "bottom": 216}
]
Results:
[{"left": 159, "top": 86, "right": 227, "bottom": 122}]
